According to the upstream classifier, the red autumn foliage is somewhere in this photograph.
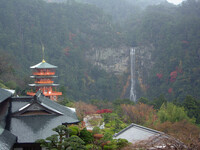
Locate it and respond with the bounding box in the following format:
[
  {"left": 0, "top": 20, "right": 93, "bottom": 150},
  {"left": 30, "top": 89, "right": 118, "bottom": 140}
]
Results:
[
  {"left": 64, "top": 47, "right": 70, "bottom": 56},
  {"left": 155, "top": 120, "right": 200, "bottom": 149},
  {"left": 96, "top": 109, "right": 112, "bottom": 114},
  {"left": 182, "top": 40, "right": 189, "bottom": 44},
  {"left": 175, "top": 66, "right": 183, "bottom": 73},
  {"left": 121, "top": 75, "right": 131, "bottom": 98},
  {"left": 121, "top": 103, "right": 158, "bottom": 126},
  {"left": 93, "top": 134, "right": 103, "bottom": 139},
  {"left": 69, "top": 32, "right": 76, "bottom": 41},
  {"left": 168, "top": 88, "right": 173, "bottom": 94},
  {"left": 170, "top": 71, "right": 177, "bottom": 82},
  {"left": 75, "top": 102, "right": 98, "bottom": 119},
  {"left": 156, "top": 73, "right": 163, "bottom": 79},
  {"left": 84, "top": 72, "right": 88, "bottom": 78}
]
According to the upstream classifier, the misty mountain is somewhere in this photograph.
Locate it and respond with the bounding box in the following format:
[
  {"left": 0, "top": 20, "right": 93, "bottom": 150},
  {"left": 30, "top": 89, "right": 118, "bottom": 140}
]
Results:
[
  {"left": 0, "top": 0, "right": 200, "bottom": 102},
  {"left": 45, "top": 0, "right": 166, "bottom": 23}
]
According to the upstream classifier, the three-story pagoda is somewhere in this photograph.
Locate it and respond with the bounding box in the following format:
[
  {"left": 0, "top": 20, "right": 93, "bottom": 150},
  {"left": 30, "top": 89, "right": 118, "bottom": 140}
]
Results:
[{"left": 27, "top": 59, "right": 62, "bottom": 101}]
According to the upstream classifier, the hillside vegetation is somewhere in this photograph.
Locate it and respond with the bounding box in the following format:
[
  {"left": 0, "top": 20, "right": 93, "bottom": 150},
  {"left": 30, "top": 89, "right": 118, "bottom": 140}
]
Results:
[{"left": 0, "top": 0, "right": 200, "bottom": 104}]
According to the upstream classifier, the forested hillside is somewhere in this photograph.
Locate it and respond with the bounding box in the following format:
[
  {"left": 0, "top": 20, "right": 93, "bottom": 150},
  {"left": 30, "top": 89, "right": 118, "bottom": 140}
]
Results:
[
  {"left": 126, "top": 0, "right": 200, "bottom": 101},
  {"left": 0, "top": 0, "right": 124, "bottom": 100},
  {"left": 0, "top": 0, "right": 200, "bottom": 104}
]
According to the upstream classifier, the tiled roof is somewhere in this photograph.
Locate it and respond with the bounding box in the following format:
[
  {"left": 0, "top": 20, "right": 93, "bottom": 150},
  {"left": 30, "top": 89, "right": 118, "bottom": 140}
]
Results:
[
  {"left": 114, "top": 123, "right": 186, "bottom": 148},
  {"left": 11, "top": 97, "right": 31, "bottom": 113},
  {"left": 30, "top": 61, "right": 57, "bottom": 69},
  {"left": 0, "top": 88, "right": 12, "bottom": 103},
  {"left": 0, "top": 129, "right": 17, "bottom": 150},
  {"left": 10, "top": 91, "right": 79, "bottom": 143},
  {"left": 113, "top": 123, "right": 164, "bottom": 144}
]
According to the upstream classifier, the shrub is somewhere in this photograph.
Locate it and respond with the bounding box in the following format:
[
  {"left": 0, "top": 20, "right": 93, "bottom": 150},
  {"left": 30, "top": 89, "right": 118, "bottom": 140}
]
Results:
[
  {"left": 92, "top": 126, "right": 101, "bottom": 134},
  {"left": 103, "top": 132, "right": 113, "bottom": 141},
  {"left": 80, "top": 128, "right": 94, "bottom": 144},
  {"left": 86, "top": 144, "right": 101, "bottom": 150},
  {"left": 68, "top": 125, "right": 80, "bottom": 136}
]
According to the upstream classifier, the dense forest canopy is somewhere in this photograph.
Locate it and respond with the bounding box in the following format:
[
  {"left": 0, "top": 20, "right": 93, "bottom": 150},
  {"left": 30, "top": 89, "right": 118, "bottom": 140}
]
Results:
[{"left": 0, "top": 0, "right": 200, "bottom": 103}]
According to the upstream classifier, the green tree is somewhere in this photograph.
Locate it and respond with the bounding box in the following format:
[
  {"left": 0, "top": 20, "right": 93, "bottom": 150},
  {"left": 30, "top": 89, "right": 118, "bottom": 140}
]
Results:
[
  {"left": 137, "top": 97, "right": 149, "bottom": 104},
  {"left": 79, "top": 128, "right": 94, "bottom": 144},
  {"left": 92, "top": 127, "right": 101, "bottom": 135},
  {"left": 68, "top": 125, "right": 80, "bottom": 136},
  {"left": 103, "top": 139, "right": 129, "bottom": 150},
  {"left": 36, "top": 125, "right": 86, "bottom": 150},
  {"left": 0, "top": 80, "right": 7, "bottom": 88},
  {"left": 150, "top": 95, "right": 167, "bottom": 110},
  {"left": 102, "top": 132, "right": 113, "bottom": 141},
  {"left": 64, "top": 135, "right": 86, "bottom": 150},
  {"left": 157, "top": 102, "right": 195, "bottom": 123},
  {"left": 183, "top": 95, "right": 200, "bottom": 124}
]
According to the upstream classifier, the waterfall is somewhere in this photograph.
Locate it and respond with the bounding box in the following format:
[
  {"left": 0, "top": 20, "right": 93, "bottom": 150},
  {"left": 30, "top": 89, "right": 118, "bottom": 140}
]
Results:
[{"left": 130, "top": 48, "right": 136, "bottom": 102}]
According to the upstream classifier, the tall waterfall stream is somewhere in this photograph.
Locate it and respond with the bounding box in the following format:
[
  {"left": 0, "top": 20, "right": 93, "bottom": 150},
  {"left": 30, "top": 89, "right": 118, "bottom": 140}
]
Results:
[{"left": 130, "top": 48, "right": 136, "bottom": 102}]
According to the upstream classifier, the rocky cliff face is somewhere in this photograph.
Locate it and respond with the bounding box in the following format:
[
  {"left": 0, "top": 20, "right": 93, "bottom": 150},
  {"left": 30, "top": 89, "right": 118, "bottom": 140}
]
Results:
[
  {"left": 85, "top": 46, "right": 130, "bottom": 75},
  {"left": 85, "top": 44, "right": 155, "bottom": 97},
  {"left": 85, "top": 45, "right": 154, "bottom": 75},
  {"left": 135, "top": 44, "right": 155, "bottom": 93}
]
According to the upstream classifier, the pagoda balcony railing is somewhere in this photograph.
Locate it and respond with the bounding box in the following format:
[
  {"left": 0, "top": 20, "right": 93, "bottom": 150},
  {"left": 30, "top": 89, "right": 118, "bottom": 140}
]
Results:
[
  {"left": 27, "top": 91, "right": 62, "bottom": 96},
  {"left": 27, "top": 92, "right": 36, "bottom": 96},
  {"left": 43, "top": 91, "right": 62, "bottom": 96},
  {"left": 35, "top": 81, "right": 54, "bottom": 84},
  {"left": 33, "top": 72, "right": 55, "bottom": 76}
]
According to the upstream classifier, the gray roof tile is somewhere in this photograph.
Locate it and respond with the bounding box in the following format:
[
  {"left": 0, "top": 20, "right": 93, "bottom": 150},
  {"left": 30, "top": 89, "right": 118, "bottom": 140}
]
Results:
[
  {"left": 113, "top": 123, "right": 164, "bottom": 143},
  {"left": 0, "top": 129, "right": 17, "bottom": 150},
  {"left": 10, "top": 91, "right": 79, "bottom": 143},
  {"left": 0, "top": 88, "right": 12, "bottom": 103}
]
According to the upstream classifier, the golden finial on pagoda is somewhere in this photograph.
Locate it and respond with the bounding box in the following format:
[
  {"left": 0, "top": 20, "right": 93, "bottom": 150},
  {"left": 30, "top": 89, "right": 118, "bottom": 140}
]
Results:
[{"left": 42, "top": 43, "right": 46, "bottom": 63}]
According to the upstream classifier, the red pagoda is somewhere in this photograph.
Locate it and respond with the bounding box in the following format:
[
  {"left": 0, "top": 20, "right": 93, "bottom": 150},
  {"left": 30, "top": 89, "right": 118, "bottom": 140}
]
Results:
[{"left": 27, "top": 59, "right": 62, "bottom": 101}]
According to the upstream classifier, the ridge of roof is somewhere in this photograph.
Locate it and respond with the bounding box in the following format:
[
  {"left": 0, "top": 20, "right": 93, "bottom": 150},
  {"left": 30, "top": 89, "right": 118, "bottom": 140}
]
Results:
[
  {"left": 38, "top": 93, "right": 78, "bottom": 117},
  {"left": 41, "top": 103, "right": 63, "bottom": 115},
  {"left": 11, "top": 91, "right": 78, "bottom": 122},
  {"left": 12, "top": 96, "right": 32, "bottom": 100},
  {"left": 20, "top": 91, "right": 79, "bottom": 122},
  {"left": 0, "top": 88, "right": 12, "bottom": 103},
  {"left": 14, "top": 91, "right": 63, "bottom": 115}
]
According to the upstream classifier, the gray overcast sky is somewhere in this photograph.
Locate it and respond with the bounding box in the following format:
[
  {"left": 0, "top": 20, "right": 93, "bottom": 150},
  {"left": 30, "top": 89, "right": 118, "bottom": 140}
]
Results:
[{"left": 167, "top": 0, "right": 185, "bottom": 5}]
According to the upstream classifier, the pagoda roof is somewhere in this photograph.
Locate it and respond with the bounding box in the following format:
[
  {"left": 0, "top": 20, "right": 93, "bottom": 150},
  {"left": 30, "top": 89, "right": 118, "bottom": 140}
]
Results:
[
  {"left": 30, "top": 60, "right": 57, "bottom": 69},
  {"left": 29, "top": 84, "right": 59, "bottom": 87},
  {"left": 10, "top": 91, "right": 79, "bottom": 143}
]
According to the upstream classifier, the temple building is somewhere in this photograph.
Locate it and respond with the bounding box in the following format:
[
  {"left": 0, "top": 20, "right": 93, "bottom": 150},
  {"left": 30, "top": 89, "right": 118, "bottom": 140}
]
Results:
[
  {"left": 27, "top": 59, "right": 62, "bottom": 101},
  {"left": 0, "top": 88, "right": 79, "bottom": 150}
]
